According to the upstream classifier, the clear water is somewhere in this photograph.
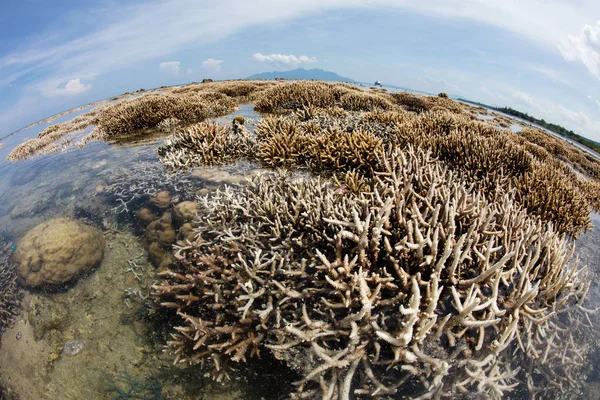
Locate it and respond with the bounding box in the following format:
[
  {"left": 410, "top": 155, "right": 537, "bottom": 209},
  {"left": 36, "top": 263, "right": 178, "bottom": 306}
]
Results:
[
  {"left": 0, "top": 104, "right": 268, "bottom": 400},
  {"left": 0, "top": 103, "right": 600, "bottom": 399}
]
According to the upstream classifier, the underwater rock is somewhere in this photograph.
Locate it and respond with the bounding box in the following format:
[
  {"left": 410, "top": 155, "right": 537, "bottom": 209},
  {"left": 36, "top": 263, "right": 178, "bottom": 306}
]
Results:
[
  {"left": 173, "top": 201, "right": 199, "bottom": 226},
  {"left": 14, "top": 218, "right": 106, "bottom": 289},
  {"left": 148, "top": 191, "right": 170, "bottom": 210},
  {"left": 137, "top": 207, "right": 160, "bottom": 228},
  {"left": 146, "top": 213, "right": 176, "bottom": 247}
]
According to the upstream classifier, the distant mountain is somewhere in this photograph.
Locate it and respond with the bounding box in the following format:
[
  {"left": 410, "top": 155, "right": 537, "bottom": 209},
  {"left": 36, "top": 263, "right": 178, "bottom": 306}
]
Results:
[{"left": 247, "top": 68, "right": 355, "bottom": 82}]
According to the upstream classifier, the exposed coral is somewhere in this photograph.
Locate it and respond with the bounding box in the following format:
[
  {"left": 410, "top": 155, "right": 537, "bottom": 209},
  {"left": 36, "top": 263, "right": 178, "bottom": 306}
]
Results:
[
  {"left": 14, "top": 218, "right": 106, "bottom": 289},
  {"left": 0, "top": 240, "right": 21, "bottom": 337},
  {"left": 253, "top": 81, "right": 394, "bottom": 114},
  {"left": 305, "top": 129, "right": 384, "bottom": 173},
  {"left": 7, "top": 110, "right": 100, "bottom": 161},
  {"left": 158, "top": 102, "right": 598, "bottom": 235},
  {"left": 95, "top": 92, "right": 236, "bottom": 137},
  {"left": 152, "top": 147, "right": 589, "bottom": 399},
  {"left": 158, "top": 122, "right": 256, "bottom": 170},
  {"left": 157, "top": 117, "right": 182, "bottom": 133},
  {"left": 513, "top": 161, "right": 591, "bottom": 235}
]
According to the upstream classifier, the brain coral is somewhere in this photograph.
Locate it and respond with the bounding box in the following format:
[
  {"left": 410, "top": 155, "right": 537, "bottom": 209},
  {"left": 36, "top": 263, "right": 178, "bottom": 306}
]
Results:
[{"left": 14, "top": 218, "right": 105, "bottom": 289}]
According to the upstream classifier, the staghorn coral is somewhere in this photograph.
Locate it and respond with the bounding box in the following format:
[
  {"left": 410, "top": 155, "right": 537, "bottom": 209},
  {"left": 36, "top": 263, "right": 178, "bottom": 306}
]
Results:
[
  {"left": 152, "top": 146, "right": 589, "bottom": 399},
  {"left": 512, "top": 161, "right": 591, "bottom": 235},
  {"left": 520, "top": 127, "right": 600, "bottom": 180},
  {"left": 157, "top": 121, "right": 256, "bottom": 170},
  {"left": 159, "top": 104, "right": 597, "bottom": 235},
  {"left": 305, "top": 129, "right": 384, "bottom": 173},
  {"left": 156, "top": 117, "right": 182, "bottom": 133},
  {"left": 7, "top": 110, "right": 100, "bottom": 161},
  {"left": 253, "top": 81, "right": 394, "bottom": 114},
  {"left": 389, "top": 92, "right": 431, "bottom": 113},
  {"left": 104, "top": 161, "right": 199, "bottom": 216},
  {"left": 95, "top": 92, "right": 236, "bottom": 137},
  {"left": 1, "top": 239, "right": 21, "bottom": 336},
  {"left": 338, "top": 92, "right": 393, "bottom": 112}
]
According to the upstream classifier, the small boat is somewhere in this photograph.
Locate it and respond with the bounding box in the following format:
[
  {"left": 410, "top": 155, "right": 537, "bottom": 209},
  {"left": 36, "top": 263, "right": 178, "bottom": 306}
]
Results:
[{"left": 374, "top": 80, "right": 382, "bottom": 87}]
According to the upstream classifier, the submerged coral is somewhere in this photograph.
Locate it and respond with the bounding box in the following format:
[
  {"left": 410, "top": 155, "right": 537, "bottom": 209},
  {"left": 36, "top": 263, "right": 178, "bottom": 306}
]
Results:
[
  {"left": 152, "top": 147, "right": 589, "bottom": 399},
  {"left": 0, "top": 239, "right": 21, "bottom": 336},
  {"left": 14, "top": 218, "right": 105, "bottom": 289}
]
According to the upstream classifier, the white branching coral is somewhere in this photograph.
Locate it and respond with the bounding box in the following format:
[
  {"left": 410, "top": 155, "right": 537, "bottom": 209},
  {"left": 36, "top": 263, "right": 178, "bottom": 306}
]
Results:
[{"left": 152, "top": 146, "right": 590, "bottom": 399}]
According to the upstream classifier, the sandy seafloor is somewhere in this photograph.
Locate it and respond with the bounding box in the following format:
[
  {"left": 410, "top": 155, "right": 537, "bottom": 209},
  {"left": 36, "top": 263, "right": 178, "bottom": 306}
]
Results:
[{"left": 0, "top": 102, "right": 599, "bottom": 399}]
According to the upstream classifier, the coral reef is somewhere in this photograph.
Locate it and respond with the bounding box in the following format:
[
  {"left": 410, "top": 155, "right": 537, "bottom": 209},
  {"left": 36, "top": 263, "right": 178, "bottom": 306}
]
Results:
[
  {"left": 157, "top": 122, "right": 255, "bottom": 170},
  {"left": 0, "top": 240, "right": 21, "bottom": 337},
  {"left": 253, "top": 81, "right": 392, "bottom": 114},
  {"left": 95, "top": 92, "right": 236, "bottom": 137},
  {"left": 7, "top": 110, "right": 101, "bottom": 161},
  {"left": 14, "top": 218, "right": 106, "bottom": 289},
  {"left": 152, "top": 147, "right": 590, "bottom": 399},
  {"left": 156, "top": 117, "right": 182, "bottom": 133},
  {"left": 157, "top": 98, "right": 600, "bottom": 235},
  {"left": 136, "top": 192, "right": 202, "bottom": 270},
  {"left": 104, "top": 162, "right": 199, "bottom": 216}
]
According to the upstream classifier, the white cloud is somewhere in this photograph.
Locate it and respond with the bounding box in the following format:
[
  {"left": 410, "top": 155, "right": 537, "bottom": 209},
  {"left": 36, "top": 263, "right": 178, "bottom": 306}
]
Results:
[
  {"left": 0, "top": 0, "right": 596, "bottom": 93},
  {"left": 202, "top": 58, "right": 224, "bottom": 72},
  {"left": 49, "top": 78, "right": 91, "bottom": 96},
  {"left": 159, "top": 61, "right": 180, "bottom": 75},
  {"left": 1, "top": 0, "right": 600, "bottom": 135},
  {"left": 590, "top": 95, "right": 600, "bottom": 110},
  {"left": 508, "top": 89, "right": 600, "bottom": 140},
  {"left": 252, "top": 53, "right": 318, "bottom": 67},
  {"left": 559, "top": 21, "right": 600, "bottom": 80},
  {"left": 512, "top": 90, "right": 537, "bottom": 108}
]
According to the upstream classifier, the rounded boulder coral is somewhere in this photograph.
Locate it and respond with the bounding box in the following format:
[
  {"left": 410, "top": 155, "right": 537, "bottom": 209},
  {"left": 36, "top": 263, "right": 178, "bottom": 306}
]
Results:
[{"left": 14, "top": 218, "right": 105, "bottom": 289}]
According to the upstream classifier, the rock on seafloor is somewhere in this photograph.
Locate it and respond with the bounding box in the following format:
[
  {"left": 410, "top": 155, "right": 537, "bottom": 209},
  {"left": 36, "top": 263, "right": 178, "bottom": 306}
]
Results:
[{"left": 14, "top": 218, "right": 105, "bottom": 289}]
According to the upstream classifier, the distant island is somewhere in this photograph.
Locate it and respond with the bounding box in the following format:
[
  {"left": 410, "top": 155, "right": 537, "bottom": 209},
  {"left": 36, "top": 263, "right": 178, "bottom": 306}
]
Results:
[
  {"left": 459, "top": 99, "right": 600, "bottom": 154},
  {"left": 247, "top": 68, "right": 355, "bottom": 82}
]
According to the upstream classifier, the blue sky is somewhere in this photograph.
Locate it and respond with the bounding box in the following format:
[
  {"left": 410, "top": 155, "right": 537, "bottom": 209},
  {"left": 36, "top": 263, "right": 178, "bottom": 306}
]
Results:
[{"left": 1, "top": 0, "right": 600, "bottom": 140}]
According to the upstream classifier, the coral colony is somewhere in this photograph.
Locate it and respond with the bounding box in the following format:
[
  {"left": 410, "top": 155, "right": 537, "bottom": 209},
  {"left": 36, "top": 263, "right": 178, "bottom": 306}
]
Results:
[
  {"left": 5, "top": 79, "right": 600, "bottom": 398},
  {"left": 0, "top": 239, "right": 21, "bottom": 340}
]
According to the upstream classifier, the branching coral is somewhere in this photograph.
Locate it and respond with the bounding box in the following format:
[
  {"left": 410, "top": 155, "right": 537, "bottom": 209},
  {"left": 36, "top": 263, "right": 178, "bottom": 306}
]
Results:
[
  {"left": 104, "top": 162, "right": 199, "bottom": 216},
  {"left": 7, "top": 110, "right": 100, "bottom": 161},
  {"left": 512, "top": 161, "right": 591, "bottom": 235},
  {"left": 95, "top": 92, "right": 236, "bottom": 137},
  {"left": 305, "top": 129, "right": 384, "bottom": 173},
  {"left": 253, "top": 81, "right": 395, "bottom": 114},
  {"left": 152, "top": 146, "right": 589, "bottom": 399},
  {"left": 157, "top": 122, "right": 256, "bottom": 170},
  {"left": 158, "top": 102, "right": 598, "bottom": 235},
  {"left": 1, "top": 239, "right": 22, "bottom": 338}
]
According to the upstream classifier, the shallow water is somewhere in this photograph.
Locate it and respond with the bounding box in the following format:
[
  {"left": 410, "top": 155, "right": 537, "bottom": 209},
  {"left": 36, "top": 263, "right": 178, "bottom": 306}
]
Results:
[
  {"left": 0, "top": 105, "right": 266, "bottom": 400},
  {"left": 0, "top": 102, "right": 599, "bottom": 400}
]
